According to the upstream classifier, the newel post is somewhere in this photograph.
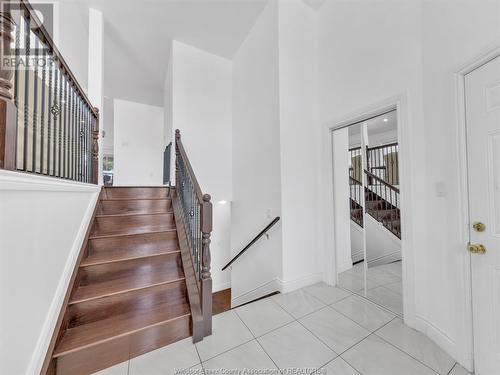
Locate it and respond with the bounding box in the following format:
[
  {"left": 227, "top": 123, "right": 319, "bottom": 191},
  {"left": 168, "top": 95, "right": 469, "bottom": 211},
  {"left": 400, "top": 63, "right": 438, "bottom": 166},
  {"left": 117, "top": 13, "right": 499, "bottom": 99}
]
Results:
[
  {"left": 91, "top": 107, "right": 99, "bottom": 184},
  {"left": 0, "top": 0, "right": 16, "bottom": 170},
  {"left": 201, "top": 193, "right": 213, "bottom": 336}
]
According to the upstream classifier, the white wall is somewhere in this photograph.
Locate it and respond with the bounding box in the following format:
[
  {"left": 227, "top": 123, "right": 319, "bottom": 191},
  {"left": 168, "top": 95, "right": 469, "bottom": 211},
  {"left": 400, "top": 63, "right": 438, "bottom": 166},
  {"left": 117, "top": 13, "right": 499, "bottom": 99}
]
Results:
[
  {"left": 317, "top": 0, "right": 425, "bottom": 302},
  {"left": 332, "top": 128, "right": 352, "bottom": 273},
  {"left": 278, "top": 0, "right": 323, "bottom": 291},
  {"left": 231, "top": 0, "right": 283, "bottom": 305},
  {"left": 169, "top": 41, "right": 232, "bottom": 292},
  {"left": 419, "top": 0, "right": 500, "bottom": 368},
  {"left": 113, "top": 99, "right": 164, "bottom": 186},
  {"left": 57, "top": 1, "right": 90, "bottom": 93},
  {"left": 171, "top": 41, "right": 232, "bottom": 201},
  {"left": 0, "top": 171, "right": 99, "bottom": 375},
  {"left": 317, "top": 0, "right": 500, "bottom": 369}
]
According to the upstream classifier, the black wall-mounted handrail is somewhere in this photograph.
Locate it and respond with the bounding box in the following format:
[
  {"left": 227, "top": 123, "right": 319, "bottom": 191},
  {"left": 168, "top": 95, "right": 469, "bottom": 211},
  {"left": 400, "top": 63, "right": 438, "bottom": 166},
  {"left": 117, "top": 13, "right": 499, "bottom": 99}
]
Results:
[{"left": 222, "top": 216, "right": 280, "bottom": 271}]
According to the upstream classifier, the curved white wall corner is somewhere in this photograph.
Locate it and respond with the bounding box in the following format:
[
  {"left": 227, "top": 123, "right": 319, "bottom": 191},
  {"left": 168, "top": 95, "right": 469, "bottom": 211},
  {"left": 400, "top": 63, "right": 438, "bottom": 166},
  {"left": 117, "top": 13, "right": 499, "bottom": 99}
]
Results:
[
  {"left": 167, "top": 41, "right": 233, "bottom": 293},
  {"left": 0, "top": 171, "right": 100, "bottom": 375}
]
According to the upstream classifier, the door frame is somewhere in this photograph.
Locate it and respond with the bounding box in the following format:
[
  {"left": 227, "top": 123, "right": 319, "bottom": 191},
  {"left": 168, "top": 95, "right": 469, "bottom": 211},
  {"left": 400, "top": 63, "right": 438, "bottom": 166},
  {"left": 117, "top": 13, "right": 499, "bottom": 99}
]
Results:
[
  {"left": 454, "top": 44, "right": 500, "bottom": 372},
  {"left": 322, "top": 92, "right": 417, "bottom": 327}
]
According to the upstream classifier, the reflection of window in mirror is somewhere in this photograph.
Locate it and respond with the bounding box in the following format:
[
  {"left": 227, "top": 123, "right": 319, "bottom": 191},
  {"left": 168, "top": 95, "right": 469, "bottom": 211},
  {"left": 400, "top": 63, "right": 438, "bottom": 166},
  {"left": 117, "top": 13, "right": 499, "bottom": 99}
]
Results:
[
  {"left": 103, "top": 155, "right": 114, "bottom": 186},
  {"left": 103, "top": 155, "right": 114, "bottom": 172}
]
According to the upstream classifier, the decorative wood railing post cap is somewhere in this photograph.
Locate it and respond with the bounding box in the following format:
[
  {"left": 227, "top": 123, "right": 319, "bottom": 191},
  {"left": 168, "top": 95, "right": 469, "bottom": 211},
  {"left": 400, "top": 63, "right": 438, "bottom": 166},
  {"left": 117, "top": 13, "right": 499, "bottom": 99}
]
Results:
[
  {"left": 175, "top": 129, "right": 181, "bottom": 139},
  {"left": 203, "top": 194, "right": 211, "bottom": 202}
]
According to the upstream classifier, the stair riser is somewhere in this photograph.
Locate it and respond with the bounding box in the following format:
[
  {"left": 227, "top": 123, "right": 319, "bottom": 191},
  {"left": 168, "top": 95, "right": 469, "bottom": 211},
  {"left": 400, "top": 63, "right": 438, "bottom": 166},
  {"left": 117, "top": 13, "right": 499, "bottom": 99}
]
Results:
[
  {"left": 55, "top": 315, "right": 191, "bottom": 375},
  {"left": 98, "top": 199, "right": 172, "bottom": 215},
  {"left": 68, "top": 280, "right": 187, "bottom": 328},
  {"left": 105, "top": 187, "right": 169, "bottom": 199},
  {"left": 88, "top": 231, "right": 178, "bottom": 254},
  {"left": 91, "top": 213, "right": 175, "bottom": 237},
  {"left": 72, "top": 253, "right": 184, "bottom": 304}
]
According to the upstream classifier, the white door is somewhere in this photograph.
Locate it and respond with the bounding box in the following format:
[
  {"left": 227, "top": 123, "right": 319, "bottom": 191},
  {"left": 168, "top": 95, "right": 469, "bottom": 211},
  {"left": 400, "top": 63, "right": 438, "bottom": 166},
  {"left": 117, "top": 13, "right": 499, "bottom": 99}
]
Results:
[{"left": 465, "top": 55, "right": 500, "bottom": 375}]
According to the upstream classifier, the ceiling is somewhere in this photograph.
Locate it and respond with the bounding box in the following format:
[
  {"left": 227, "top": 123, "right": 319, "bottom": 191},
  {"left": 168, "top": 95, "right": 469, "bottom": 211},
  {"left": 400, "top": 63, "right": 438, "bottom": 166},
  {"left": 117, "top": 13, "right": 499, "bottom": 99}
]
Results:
[
  {"left": 81, "top": 0, "right": 268, "bottom": 106},
  {"left": 348, "top": 110, "right": 398, "bottom": 137}
]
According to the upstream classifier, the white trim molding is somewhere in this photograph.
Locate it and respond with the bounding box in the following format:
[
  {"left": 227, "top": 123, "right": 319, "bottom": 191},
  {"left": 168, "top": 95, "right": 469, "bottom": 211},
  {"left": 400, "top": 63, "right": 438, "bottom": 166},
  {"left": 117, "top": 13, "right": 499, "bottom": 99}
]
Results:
[
  {"left": 450, "top": 43, "right": 500, "bottom": 373},
  {"left": 321, "top": 92, "right": 417, "bottom": 329}
]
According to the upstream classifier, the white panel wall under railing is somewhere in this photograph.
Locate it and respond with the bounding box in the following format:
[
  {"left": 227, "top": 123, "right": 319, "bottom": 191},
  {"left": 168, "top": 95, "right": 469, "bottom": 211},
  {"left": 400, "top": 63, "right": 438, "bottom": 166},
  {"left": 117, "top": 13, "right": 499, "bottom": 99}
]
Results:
[{"left": 0, "top": 170, "right": 100, "bottom": 375}]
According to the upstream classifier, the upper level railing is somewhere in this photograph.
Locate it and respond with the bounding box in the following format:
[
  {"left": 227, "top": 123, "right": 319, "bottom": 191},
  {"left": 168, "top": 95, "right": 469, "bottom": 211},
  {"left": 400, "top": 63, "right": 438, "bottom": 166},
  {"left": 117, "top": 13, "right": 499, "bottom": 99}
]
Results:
[
  {"left": 349, "top": 142, "right": 399, "bottom": 187},
  {"left": 174, "top": 129, "right": 212, "bottom": 338},
  {"left": 0, "top": 0, "right": 99, "bottom": 183}
]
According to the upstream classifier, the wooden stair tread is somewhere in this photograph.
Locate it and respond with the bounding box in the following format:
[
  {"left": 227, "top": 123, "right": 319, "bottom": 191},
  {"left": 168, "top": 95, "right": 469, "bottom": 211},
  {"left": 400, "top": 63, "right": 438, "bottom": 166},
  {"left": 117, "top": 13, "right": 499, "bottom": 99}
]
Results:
[
  {"left": 98, "top": 198, "right": 172, "bottom": 216},
  {"left": 96, "top": 211, "right": 173, "bottom": 218},
  {"left": 85, "top": 231, "right": 180, "bottom": 266},
  {"left": 81, "top": 249, "right": 180, "bottom": 267},
  {"left": 54, "top": 282, "right": 191, "bottom": 357},
  {"left": 71, "top": 254, "right": 184, "bottom": 304},
  {"left": 89, "top": 228, "right": 177, "bottom": 240},
  {"left": 91, "top": 212, "right": 175, "bottom": 237},
  {"left": 104, "top": 187, "right": 170, "bottom": 200}
]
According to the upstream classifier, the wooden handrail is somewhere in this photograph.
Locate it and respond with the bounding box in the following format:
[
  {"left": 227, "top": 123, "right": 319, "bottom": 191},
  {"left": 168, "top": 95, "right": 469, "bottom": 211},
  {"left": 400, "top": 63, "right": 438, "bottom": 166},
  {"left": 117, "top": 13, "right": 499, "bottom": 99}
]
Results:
[
  {"left": 349, "top": 176, "right": 362, "bottom": 186},
  {"left": 367, "top": 141, "right": 398, "bottom": 152},
  {"left": 364, "top": 169, "right": 400, "bottom": 193},
  {"left": 222, "top": 216, "right": 280, "bottom": 271},
  {"left": 16, "top": 0, "right": 98, "bottom": 117}
]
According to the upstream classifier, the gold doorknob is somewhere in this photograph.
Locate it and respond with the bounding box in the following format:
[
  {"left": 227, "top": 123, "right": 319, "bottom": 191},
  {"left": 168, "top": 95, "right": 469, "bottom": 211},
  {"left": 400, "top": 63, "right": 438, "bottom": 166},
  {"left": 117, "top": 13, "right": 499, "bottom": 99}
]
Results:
[
  {"left": 473, "top": 222, "right": 486, "bottom": 232},
  {"left": 468, "top": 243, "right": 486, "bottom": 254}
]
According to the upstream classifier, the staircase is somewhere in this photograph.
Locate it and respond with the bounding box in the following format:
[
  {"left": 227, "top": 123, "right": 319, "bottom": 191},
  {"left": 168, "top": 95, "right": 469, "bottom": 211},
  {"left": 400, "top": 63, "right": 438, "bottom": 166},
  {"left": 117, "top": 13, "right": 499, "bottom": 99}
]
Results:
[
  {"left": 349, "top": 173, "right": 401, "bottom": 239},
  {"left": 48, "top": 187, "right": 193, "bottom": 374}
]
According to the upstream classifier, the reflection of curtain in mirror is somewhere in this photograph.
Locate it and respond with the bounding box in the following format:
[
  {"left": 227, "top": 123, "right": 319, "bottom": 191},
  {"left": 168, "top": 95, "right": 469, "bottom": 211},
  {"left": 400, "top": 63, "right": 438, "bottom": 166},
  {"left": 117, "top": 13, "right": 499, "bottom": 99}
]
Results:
[
  {"left": 351, "top": 154, "right": 362, "bottom": 182},
  {"left": 385, "top": 151, "right": 399, "bottom": 185}
]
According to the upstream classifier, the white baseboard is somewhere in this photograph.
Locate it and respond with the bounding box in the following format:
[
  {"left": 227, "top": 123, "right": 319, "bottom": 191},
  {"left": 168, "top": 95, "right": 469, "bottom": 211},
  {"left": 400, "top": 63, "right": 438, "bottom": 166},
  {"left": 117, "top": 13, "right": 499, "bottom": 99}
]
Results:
[
  {"left": 414, "top": 315, "right": 467, "bottom": 369},
  {"left": 231, "top": 278, "right": 281, "bottom": 308},
  {"left": 213, "top": 281, "right": 231, "bottom": 293},
  {"left": 351, "top": 249, "right": 364, "bottom": 263},
  {"left": 367, "top": 250, "right": 402, "bottom": 268},
  {"left": 279, "top": 272, "right": 324, "bottom": 294},
  {"left": 26, "top": 186, "right": 100, "bottom": 375}
]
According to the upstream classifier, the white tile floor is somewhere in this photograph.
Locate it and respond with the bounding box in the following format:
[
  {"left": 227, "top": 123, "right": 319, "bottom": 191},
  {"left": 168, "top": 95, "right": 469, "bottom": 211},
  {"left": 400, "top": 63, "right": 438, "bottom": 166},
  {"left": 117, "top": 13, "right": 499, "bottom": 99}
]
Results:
[
  {"left": 95, "top": 282, "right": 472, "bottom": 375},
  {"left": 339, "top": 261, "right": 404, "bottom": 316}
]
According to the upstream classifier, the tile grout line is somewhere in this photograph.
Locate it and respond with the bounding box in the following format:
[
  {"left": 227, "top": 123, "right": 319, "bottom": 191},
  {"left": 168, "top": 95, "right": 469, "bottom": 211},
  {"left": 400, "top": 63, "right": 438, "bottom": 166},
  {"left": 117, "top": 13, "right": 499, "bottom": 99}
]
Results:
[
  {"left": 233, "top": 308, "right": 283, "bottom": 373},
  {"left": 194, "top": 340, "right": 204, "bottom": 371},
  {"left": 195, "top": 310, "right": 256, "bottom": 364},
  {"left": 368, "top": 329, "right": 445, "bottom": 375},
  {"left": 446, "top": 363, "right": 458, "bottom": 375},
  {"left": 337, "top": 284, "right": 403, "bottom": 318},
  {"left": 334, "top": 317, "right": 399, "bottom": 374}
]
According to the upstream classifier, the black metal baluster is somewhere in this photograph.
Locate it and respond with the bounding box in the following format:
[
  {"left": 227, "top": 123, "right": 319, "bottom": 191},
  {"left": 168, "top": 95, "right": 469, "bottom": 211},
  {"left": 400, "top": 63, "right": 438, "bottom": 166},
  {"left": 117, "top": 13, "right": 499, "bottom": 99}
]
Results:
[
  {"left": 57, "top": 66, "right": 63, "bottom": 176},
  {"left": 89, "top": 109, "right": 92, "bottom": 183},
  {"left": 14, "top": 16, "right": 21, "bottom": 169},
  {"left": 78, "top": 97, "right": 83, "bottom": 181},
  {"left": 87, "top": 107, "right": 91, "bottom": 182},
  {"left": 52, "top": 65, "right": 58, "bottom": 175},
  {"left": 68, "top": 84, "right": 73, "bottom": 180},
  {"left": 83, "top": 105, "right": 90, "bottom": 182},
  {"left": 72, "top": 89, "right": 76, "bottom": 180},
  {"left": 74, "top": 96, "right": 79, "bottom": 180},
  {"left": 62, "top": 76, "right": 67, "bottom": 178},
  {"left": 32, "top": 36, "right": 39, "bottom": 172},
  {"left": 40, "top": 48, "right": 46, "bottom": 174},
  {"left": 47, "top": 57, "right": 53, "bottom": 174},
  {"left": 22, "top": 14, "right": 31, "bottom": 171}
]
